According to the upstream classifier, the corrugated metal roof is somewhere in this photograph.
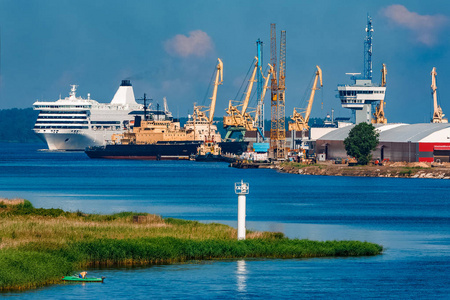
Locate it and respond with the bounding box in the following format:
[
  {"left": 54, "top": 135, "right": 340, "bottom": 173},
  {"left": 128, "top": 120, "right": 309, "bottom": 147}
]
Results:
[
  {"left": 318, "top": 123, "right": 450, "bottom": 143},
  {"left": 317, "top": 125, "right": 353, "bottom": 141},
  {"left": 380, "top": 123, "right": 450, "bottom": 142}
]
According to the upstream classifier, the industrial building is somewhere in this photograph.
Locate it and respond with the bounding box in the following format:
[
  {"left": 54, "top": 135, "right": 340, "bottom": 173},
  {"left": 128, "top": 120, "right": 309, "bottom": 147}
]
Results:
[{"left": 315, "top": 123, "right": 450, "bottom": 162}]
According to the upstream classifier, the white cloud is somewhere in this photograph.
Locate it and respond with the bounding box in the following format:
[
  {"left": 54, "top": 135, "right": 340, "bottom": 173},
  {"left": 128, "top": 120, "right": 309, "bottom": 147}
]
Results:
[
  {"left": 164, "top": 30, "right": 214, "bottom": 58},
  {"left": 381, "top": 5, "right": 448, "bottom": 46}
]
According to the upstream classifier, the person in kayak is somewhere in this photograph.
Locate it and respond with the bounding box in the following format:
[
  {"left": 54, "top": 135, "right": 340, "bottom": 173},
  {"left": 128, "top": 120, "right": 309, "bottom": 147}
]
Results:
[{"left": 79, "top": 271, "right": 87, "bottom": 279}]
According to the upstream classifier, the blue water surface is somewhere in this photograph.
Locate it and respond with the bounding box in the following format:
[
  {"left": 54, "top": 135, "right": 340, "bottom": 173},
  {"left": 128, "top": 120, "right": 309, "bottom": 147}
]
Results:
[{"left": 0, "top": 143, "right": 449, "bottom": 299}]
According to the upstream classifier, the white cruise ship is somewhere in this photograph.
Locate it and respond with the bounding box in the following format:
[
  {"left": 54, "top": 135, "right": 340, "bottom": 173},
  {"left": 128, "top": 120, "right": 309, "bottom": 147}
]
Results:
[{"left": 33, "top": 80, "right": 172, "bottom": 150}]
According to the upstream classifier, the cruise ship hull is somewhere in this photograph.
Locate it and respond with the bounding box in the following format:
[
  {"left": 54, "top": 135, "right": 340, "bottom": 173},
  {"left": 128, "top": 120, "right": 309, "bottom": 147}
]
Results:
[
  {"left": 85, "top": 141, "right": 249, "bottom": 160},
  {"left": 36, "top": 131, "right": 113, "bottom": 151}
]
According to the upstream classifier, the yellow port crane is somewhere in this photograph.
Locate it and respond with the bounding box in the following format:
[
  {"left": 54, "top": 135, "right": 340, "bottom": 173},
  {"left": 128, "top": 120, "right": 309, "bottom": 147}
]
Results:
[
  {"left": 372, "top": 63, "right": 388, "bottom": 124},
  {"left": 189, "top": 58, "right": 223, "bottom": 141},
  {"left": 223, "top": 57, "right": 259, "bottom": 141},
  {"left": 193, "top": 58, "right": 223, "bottom": 122},
  {"left": 431, "top": 67, "right": 448, "bottom": 123},
  {"left": 288, "top": 65, "right": 323, "bottom": 132},
  {"left": 208, "top": 58, "right": 224, "bottom": 124}
]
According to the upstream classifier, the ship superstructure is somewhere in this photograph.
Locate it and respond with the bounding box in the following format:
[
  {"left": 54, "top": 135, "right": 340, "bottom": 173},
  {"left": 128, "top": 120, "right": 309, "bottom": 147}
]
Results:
[
  {"left": 110, "top": 116, "right": 206, "bottom": 146},
  {"left": 337, "top": 15, "right": 387, "bottom": 124},
  {"left": 33, "top": 80, "right": 171, "bottom": 150},
  {"left": 184, "top": 105, "right": 222, "bottom": 143}
]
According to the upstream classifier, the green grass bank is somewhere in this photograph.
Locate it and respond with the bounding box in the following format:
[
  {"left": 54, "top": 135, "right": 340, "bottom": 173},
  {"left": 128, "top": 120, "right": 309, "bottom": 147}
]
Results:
[{"left": 0, "top": 200, "right": 383, "bottom": 291}]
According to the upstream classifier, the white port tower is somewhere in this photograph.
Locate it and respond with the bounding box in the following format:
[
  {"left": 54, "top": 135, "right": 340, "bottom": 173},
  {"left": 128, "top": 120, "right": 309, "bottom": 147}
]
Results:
[
  {"left": 338, "top": 74, "right": 386, "bottom": 124},
  {"left": 337, "top": 15, "right": 386, "bottom": 124}
]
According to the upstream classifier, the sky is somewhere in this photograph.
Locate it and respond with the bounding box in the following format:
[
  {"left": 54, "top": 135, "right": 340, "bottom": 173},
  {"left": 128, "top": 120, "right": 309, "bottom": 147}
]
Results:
[{"left": 1, "top": 0, "right": 450, "bottom": 124}]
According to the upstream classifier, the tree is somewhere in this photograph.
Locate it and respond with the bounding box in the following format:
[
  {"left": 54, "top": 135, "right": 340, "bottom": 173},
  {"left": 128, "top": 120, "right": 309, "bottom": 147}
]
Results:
[
  {"left": 344, "top": 122, "right": 379, "bottom": 165},
  {"left": 0, "top": 108, "right": 42, "bottom": 143}
]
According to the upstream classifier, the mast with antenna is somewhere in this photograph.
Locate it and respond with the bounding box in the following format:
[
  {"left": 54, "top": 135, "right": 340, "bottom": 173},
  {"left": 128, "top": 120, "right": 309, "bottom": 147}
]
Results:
[{"left": 364, "top": 14, "right": 373, "bottom": 80}]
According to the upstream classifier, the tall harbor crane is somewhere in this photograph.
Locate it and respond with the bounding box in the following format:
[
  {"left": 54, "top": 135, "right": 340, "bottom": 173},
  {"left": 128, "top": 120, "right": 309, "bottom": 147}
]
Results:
[
  {"left": 208, "top": 58, "right": 223, "bottom": 124},
  {"left": 288, "top": 65, "right": 323, "bottom": 132},
  {"left": 431, "top": 67, "right": 448, "bottom": 123},
  {"left": 223, "top": 57, "right": 259, "bottom": 141},
  {"left": 190, "top": 58, "right": 223, "bottom": 139},
  {"left": 372, "top": 64, "right": 388, "bottom": 124},
  {"left": 192, "top": 58, "right": 223, "bottom": 122},
  {"left": 269, "top": 24, "right": 286, "bottom": 160},
  {"left": 254, "top": 64, "right": 273, "bottom": 140},
  {"left": 256, "top": 39, "right": 265, "bottom": 142}
]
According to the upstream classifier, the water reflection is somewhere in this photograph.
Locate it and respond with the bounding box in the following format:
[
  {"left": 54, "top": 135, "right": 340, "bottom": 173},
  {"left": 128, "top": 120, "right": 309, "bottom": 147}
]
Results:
[{"left": 236, "top": 260, "right": 247, "bottom": 293}]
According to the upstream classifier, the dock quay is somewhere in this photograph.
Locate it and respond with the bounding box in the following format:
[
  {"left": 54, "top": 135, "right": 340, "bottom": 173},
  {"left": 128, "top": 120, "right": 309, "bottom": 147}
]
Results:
[{"left": 228, "top": 159, "right": 272, "bottom": 169}]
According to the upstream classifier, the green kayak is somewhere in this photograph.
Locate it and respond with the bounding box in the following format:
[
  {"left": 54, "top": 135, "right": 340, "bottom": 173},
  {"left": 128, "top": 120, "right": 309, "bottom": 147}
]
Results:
[{"left": 62, "top": 276, "right": 105, "bottom": 282}]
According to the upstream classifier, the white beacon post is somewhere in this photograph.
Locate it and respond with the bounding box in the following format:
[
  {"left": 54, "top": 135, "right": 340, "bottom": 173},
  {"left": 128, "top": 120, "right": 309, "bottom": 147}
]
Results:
[{"left": 235, "top": 180, "right": 249, "bottom": 240}]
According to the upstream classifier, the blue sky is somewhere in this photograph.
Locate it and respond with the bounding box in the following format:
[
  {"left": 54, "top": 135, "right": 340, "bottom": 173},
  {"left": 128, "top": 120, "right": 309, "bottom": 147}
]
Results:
[{"left": 1, "top": 0, "right": 450, "bottom": 123}]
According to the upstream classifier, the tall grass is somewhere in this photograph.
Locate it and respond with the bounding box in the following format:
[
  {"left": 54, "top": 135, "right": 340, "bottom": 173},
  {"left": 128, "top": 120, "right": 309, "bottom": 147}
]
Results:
[
  {"left": 0, "top": 202, "right": 383, "bottom": 291},
  {"left": 0, "top": 237, "right": 382, "bottom": 290},
  {"left": 0, "top": 249, "right": 73, "bottom": 290},
  {"left": 73, "top": 238, "right": 382, "bottom": 263}
]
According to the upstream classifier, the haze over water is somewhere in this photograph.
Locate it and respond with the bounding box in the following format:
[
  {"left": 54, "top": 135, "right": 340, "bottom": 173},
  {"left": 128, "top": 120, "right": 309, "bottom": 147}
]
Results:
[{"left": 1, "top": 143, "right": 449, "bottom": 299}]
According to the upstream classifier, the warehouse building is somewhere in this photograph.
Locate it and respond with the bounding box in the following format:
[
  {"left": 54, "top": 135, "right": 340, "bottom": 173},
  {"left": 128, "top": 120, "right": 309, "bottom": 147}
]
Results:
[{"left": 315, "top": 123, "right": 450, "bottom": 162}]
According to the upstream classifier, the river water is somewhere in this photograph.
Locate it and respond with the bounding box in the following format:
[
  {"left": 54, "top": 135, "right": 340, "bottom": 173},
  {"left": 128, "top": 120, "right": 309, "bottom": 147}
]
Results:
[{"left": 1, "top": 143, "right": 449, "bottom": 299}]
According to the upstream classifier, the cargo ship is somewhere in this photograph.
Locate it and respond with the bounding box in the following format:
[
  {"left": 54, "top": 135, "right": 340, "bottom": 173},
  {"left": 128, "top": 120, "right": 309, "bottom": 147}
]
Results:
[
  {"left": 85, "top": 114, "right": 248, "bottom": 160},
  {"left": 85, "top": 141, "right": 204, "bottom": 160}
]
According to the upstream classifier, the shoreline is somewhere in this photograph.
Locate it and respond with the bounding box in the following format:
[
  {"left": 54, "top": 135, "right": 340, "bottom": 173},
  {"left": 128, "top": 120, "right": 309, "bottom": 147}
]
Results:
[
  {"left": 277, "top": 161, "right": 450, "bottom": 178},
  {"left": 0, "top": 200, "right": 383, "bottom": 291},
  {"left": 233, "top": 160, "right": 450, "bottom": 179}
]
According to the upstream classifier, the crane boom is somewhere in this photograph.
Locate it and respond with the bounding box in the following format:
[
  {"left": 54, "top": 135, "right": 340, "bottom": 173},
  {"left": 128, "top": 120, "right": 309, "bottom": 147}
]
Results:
[
  {"left": 304, "top": 65, "right": 322, "bottom": 122},
  {"left": 381, "top": 63, "right": 387, "bottom": 87},
  {"left": 255, "top": 64, "right": 273, "bottom": 123},
  {"left": 288, "top": 66, "right": 322, "bottom": 132},
  {"left": 431, "top": 67, "right": 438, "bottom": 113},
  {"left": 223, "top": 57, "right": 260, "bottom": 141},
  {"left": 270, "top": 24, "right": 277, "bottom": 89},
  {"left": 431, "top": 67, "right": 448, "bottom": 123},
  {"left": 278, "top": 31, "right": 286, "bottom": 90},
  {"left": 372, "top": 63, "right": 388, "bottom": 124},
  {"left": 241, "top": 57, "right": 259, "bottom": 115},
  {"left": 223, "top": 57, "right": 258, "bottom": 128},
  {"left": 208, "top": 58, "right": 223, "bottom": 123}
]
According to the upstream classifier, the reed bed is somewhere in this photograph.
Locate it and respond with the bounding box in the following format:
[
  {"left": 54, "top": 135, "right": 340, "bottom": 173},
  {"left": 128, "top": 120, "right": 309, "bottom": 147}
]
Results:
[{"left": 0, "top": 200, "right": 383, "bottom": 291}]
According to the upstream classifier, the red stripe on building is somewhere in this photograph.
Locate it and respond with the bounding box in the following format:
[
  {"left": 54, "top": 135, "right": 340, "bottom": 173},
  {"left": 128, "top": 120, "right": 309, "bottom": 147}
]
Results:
[
  {"left": 419, "top": 157, "right": 434, "bottom": 163},
  {"left": 434, "top": 145, "right": 450, "bottom": 150},
  {"left": 419, "top": 142, "right": 450, "bottom": 152}
]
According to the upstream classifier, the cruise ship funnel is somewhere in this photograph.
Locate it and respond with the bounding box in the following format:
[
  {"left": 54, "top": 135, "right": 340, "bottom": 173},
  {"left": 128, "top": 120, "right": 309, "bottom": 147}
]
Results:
[{"left": 111, "top": 80, "right": 138, "bottom": 106}]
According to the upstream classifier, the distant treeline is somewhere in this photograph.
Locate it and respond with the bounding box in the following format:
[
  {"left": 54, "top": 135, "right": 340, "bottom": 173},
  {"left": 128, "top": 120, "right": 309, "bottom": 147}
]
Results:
[
  {"left": 180, "top": 117, "right": 325, "bottom": 136},
  {"left": 0, "top": 108, "right": 42, "bottom": 143},
  {"left": 0, "top": 108, "right": 327, "bottom": 143}
]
